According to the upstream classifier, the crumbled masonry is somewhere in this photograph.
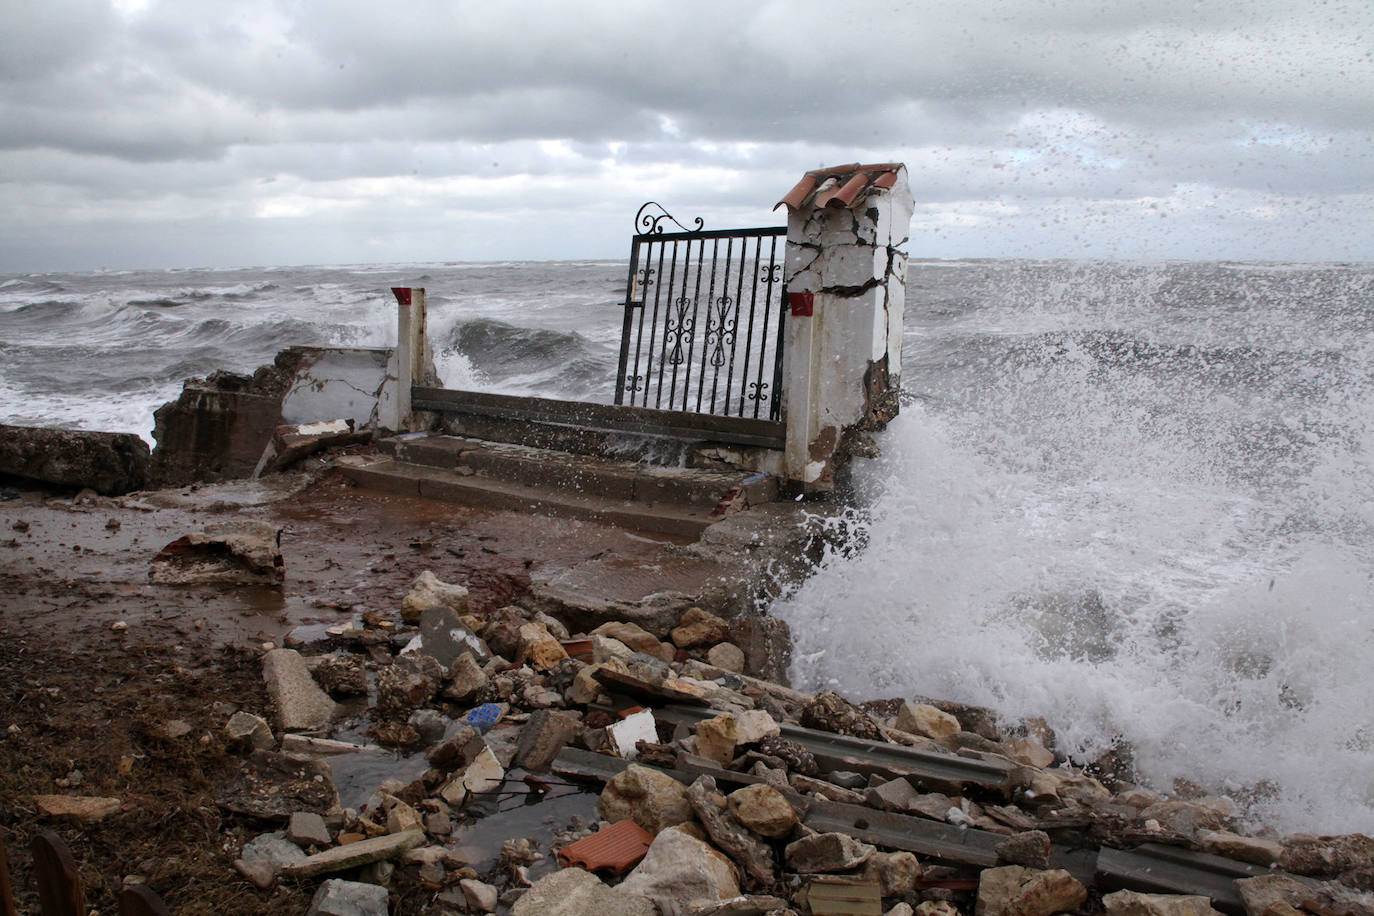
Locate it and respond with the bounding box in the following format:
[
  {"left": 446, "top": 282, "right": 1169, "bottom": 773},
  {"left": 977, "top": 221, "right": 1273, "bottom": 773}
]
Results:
[{"left": 219, "top": 567, "right": 1374, "bottom": 915}]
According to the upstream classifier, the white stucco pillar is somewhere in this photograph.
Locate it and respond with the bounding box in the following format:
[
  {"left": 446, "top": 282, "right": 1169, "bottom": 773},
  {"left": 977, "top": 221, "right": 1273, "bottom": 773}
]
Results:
[
  {"left": 389, "top": 286, "right": 428, "bottom": 433},
  {"left": 777, "top": 164, "right": 914, "bottom": 490}
]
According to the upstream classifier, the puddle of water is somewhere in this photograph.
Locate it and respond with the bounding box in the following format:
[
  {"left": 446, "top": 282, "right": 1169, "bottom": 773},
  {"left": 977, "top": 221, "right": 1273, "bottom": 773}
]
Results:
[
  {"left": 327, "top": 748, "right": 431, "bottom": 811},
  {"left": 450, "top": 768, "right": 600, "bottom": 881}
]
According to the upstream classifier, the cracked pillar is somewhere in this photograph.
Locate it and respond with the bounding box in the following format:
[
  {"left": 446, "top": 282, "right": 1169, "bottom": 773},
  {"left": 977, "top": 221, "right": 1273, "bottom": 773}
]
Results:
[
  {"left": 775, "top": 163, "right": 914, "bottom": 490},
  {"left": 389, "top": 286, "right": 430, "bottom": 433}
]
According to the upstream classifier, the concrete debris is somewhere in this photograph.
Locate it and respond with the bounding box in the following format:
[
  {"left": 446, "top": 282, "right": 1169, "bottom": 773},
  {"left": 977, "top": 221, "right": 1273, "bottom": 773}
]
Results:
[
  {"left": 151, "top": 519, "right": 285, "bottom": 585},
  {"left": 305, "top": 878, "right": 390, "bottom": 916},
  {"left": 161, "top": 566, "right": 1369, "bottom": 915},
  {"left": 32, "top": 794, "right": 122, "bottom": 821},
  {"left": 0, "top": 424, "right": 149, "bottom": 494},
  {"left": 262, "top": 648, "right": 339, "bottom": 732}
]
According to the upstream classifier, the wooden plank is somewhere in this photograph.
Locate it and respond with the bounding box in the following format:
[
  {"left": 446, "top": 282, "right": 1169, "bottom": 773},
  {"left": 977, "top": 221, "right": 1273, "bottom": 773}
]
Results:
[
  {"left": 119, "top": 885, "right": 171, "bottom": 916},
  {"left": 411, "top": 388, "right": 786, "bottom": 449},
  {"left": 31, "top": 831, "right": 84, "bottom": 916},
  {"left": 0, "top": 834, "right": 17, "bottom": 916}
]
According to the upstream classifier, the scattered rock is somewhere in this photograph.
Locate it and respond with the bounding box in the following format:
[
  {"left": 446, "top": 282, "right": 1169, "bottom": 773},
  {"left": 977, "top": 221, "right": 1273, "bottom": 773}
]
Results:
[
  {"left": 151, "top": 519, "right": 285, "bottom": 585},
  {"left": 216, "top": 749, "right": 338, "bottom": 820},
  {"left": 262, "top": 648, "right": 339, "bottom": 732},
  {"left": 33, "top": 794, "right": 121, "bottom": 821},
  {"left": 706, "top": 642, "right": 745, "bottom": 672},
  {"left": 400, "top": 570, "right": 469, "bottom": 625},
  {"left": 1004, "top": 737, "right": 1055, "bottom": 770},
  {"left": 995, "top": 831, "right": 1052, "bottom": 869},
  {"left": 671, "top": 607, "right": 730, "bottom": 648},
  {"left": 241, "top": 831, "right": 308, "bottom": 869},
  {"left": 282, "top": 829, "right": 426, "bottom": 879},
  {"left": 975, "top": 866, "right": 1088, "bottom": 916},
  {"left": 511, "top": 865, "right": 655, "bottom": 916},
  {"left": 1101, "top": 889, "right": 1223, "bottom": 915},
  {"left": 591, "top": 621, "right": 666, "bottom": 656},
  {"left": 460, "top": 878, "right": 500, "bottom": 912},
  {"left": 1196, "top": 829, "right": 1281, "bottom": 867},
  {"left": 696, "top": 713, "right": 738, "bottom": 767},
  {"left": 685, "top": 775, "right": 776, "bottom": 889},
  {"left": 444, "top": 652, "right": 490, "bottom": 703},
  {"left": 785, "top": 833, "right": 875, "bottom": 873},
  {"left": 518, "top": 621, "right": 570, "bottom": 670},
  {"left": 310, "top": 654, "right": 368, "bottom": 697},
  {"left": 801, "top": 691, "right": 884, "bottom": 741},
  {"left": 866, "top": 850, "right": 921, "bottom": 897},
  {"left": 419, "top": 604, "right": 489, "bottom": 669},
  {"left": 729, "top": 783, "right": 798, "bottom": 839},
  {"left": 896, "top": 702, "right": 961, "bottom": 739},
  {"left": 305, "top": 878, "right": 390, "bottom": 916},
  {"left": 598, "top": 764, "right": 694, "bottom": 835},
  {"left": 374, "top": 654, "right": 443, "bottom": 718},
  {"left": 514, "top": 709, "right": 581, "bottom": 772},
  {"left": 617, "top": 825, "right": 742, "bottom": 913},
  {"left": 224, "top": 711, "right": 274, "bottom": 749},
  {"left": 428, "top": 726, "right": 486, "bottom": 772},
  {"left": 288, "top": 812, "right": 332, "bottom": 848}
]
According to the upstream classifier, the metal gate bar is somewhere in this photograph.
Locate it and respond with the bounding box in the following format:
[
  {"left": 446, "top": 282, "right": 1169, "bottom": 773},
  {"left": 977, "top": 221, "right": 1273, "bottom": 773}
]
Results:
[{"left": 616, "top": 204, "right": 787, "bottom": 421}]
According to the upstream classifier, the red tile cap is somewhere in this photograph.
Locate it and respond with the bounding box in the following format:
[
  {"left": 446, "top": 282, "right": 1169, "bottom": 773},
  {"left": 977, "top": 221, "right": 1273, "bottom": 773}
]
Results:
[
  {"left": 556, "top": 818, "right": 654, "bottom": 875},
  {"left": 776, "top": 162, "right": 905, "bottom": 212}
]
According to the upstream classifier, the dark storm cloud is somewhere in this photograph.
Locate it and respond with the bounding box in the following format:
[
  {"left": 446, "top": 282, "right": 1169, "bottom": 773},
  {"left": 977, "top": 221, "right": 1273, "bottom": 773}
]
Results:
[{"left": 1, "top": 0, "right": 1371, "bottom": 269}]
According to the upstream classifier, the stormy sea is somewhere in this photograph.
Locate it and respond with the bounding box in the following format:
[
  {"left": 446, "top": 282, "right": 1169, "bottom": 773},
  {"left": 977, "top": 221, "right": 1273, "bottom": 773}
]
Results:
[{"left": 2, "top": 258, "right": 1372, "bottom": 834}]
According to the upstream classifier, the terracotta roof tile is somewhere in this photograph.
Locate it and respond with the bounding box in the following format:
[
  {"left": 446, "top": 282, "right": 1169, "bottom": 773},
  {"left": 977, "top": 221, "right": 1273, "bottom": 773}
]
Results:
[
  {"left": 775, "top": 162, "right": 905, "bottom": 212},
  {"left": 556, "top": 819, "right": 654, "bottom": 875}
]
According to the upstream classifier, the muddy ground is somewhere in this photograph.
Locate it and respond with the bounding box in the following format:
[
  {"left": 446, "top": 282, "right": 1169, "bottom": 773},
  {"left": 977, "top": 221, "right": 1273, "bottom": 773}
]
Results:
[{"left": 0, "top": 469, "right": 720, "bottom": 914}]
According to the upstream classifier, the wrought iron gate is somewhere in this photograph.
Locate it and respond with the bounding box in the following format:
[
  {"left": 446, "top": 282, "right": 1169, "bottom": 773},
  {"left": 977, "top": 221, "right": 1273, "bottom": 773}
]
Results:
[{"left": 614, "top": 203, "right": 787, "bottom": 421}]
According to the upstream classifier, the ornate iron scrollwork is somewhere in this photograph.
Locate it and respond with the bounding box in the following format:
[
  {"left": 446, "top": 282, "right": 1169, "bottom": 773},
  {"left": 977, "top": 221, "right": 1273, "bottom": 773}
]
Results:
[
  {"left": 665, "top": 296, "right": 694, "bottom": 365},
  {"left": 759, "top": 262, "right": 782, "bottom": 284},
  {"left": 705, "top": 294, "right": 736, "bottom": 368},
  {"left": 623, "top": 373, "right": 645, "bottom": 393},
  {"left": 747, "top": 380, "right": 770, "bottom": 402},
  {"left": 635, "top": 201, "right": 705, "bottom": 235}
]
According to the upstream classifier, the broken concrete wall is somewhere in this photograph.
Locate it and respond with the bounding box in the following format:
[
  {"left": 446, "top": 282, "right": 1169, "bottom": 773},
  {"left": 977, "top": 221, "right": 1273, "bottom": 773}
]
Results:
[
  {"left": 0, "top": 424, "right": 150, "bottom": 494},
  {"left": 150, "top": 344, "right": 428, "bottom": 487},
  {"left": 778, "top": 164, "right": 914, "bottom": 491}
]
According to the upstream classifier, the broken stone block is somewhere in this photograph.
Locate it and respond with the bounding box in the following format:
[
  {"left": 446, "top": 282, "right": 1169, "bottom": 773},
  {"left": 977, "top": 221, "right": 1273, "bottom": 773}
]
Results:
[
  {"left": 684, "top": 776, "right": 775, "bottom": 889},
  {"left": 729, "top": 614, "right": 791, "bottom": 684},
  {"left": 1101, "top": 889, "right": 1222, "bottom": 916},
  {"left": 670, "top": 607, "right": 730, "bottom": 648},
  {"left": 590, "top": 621, "right": 662, "bottom": 656},
  {"left": 695, "top": 713, "right": 738, "bottom": 767},
  {"left": 1004, "top": 736, "right": 1055, "bottom": 770},
  {"left": 728, "top": 783, "right": 798, "bottom": 839},
  {"left": 241, "top": 831, "right": 308, "bottom": 871},
  {"left": 1139, "top": 796, "right": 1237, "bottom": 834},
  {"left": 262, "top": 648, "right": 339, "bottom": 732},
  {"left": 419, "top": 605, "right": 490, "bottom": 670},
  {"left": 617, "top": 825, "right": 741, "bottom": 913},
  {"left": 510, "top": 866, "right": 655, "bottom": 916},
  {"left": 309, "top": 654, "right": 367, "bottom": 697},
  {"left": 288, "top": 812, "right": 333, "bottom": 848},
  {"left": 443, "top": 652, "right": 490, "bottom": 703},
  {"left": 0, "top": 424, "right": 149, "bottom": 494},
  {"left": 865, "top": 850, "right": 921, "bottom": 898},
  {"left": 598, "top": 764, "right": 694, "bottom": 835},
  {"left": 1234, "top": 874, "right": 1318, "bottom": 915},
  {"left": 408, "top": 708, "right": 447, "bottom": 744},
  {"left": 1195, "top": 828, "right": 1281, "bottom": 866},
  {"left": 975, "top": 866, "right": 1087, "bottom": 916},
  {"left": 400, "top": 570, "right": 469, "bottom": 625},
  {"left": 33, "top": 794, "right": 121, "bottom": 821},
  {"left": 225, "top": 711, "right": 274, "bottom": 749},
  {"left": 374, "top": 654, "right": 443, "bottom": 719},
  {"left": 705, "top": 641, "right": 745, "bottom": 672},
  {"left": 800, "top": 691, "right": 884, "bottom": 740},
  {"left": 384, "top": 796, "right": 423, "bottom": 834},
  {"left": 866, "top": 777, "right": 920, "bottom": 813},
  {"left": 305, "top": 877, "right": 390, "bottom": 915},
  {"left": 565, "top": 663, "right": 606, "bottom": 705},
  {"left": 216, "top": 749, "right": 338, "bottom": 820},
  {"left": 896, "top": 702, "right": 960, "bottom": 739},
  {"left": 592, "top": 635, "right": 635, "bottom": 663},
  {"left": 732, "top": 709, "right": 781, "bottom": 746},
  {"left": 514, "top": 709, "right": 581, "bottom": 773},
  {"left": 462, "top": 745, "right": 506, "bottom": 796},
  {"left": 518, "top": 622, "right": 570, "bottom": 671},
  {"left": 151, "top": 519, "right": 285, "bottom": 585},
  {"left": 785, "top": 832, "right": 875, "bottom": 873},
  {"left": 994, "top": 830, "right": 1051, "bottom": 869},
  {"left": 232, "top": 858, "right": 278, "bottom": 890},
  {"left": 282, "top": 829, "right": 426, "bottom": 879},
  {"left": 460, "top": 878, "right": 500, "bottom": 912}
]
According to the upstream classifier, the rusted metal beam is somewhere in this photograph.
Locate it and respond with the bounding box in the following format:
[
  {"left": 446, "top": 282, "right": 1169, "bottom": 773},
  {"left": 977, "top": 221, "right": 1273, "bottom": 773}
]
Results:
[{"left": 1096, "top": 843, "right": 1275, "bottom": 915}]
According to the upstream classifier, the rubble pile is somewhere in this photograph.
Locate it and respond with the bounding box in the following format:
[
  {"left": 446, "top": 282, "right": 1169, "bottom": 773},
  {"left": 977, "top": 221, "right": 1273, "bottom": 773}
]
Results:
[{"left": 223, "top": 569, "right": 1373, "bottom": 915}]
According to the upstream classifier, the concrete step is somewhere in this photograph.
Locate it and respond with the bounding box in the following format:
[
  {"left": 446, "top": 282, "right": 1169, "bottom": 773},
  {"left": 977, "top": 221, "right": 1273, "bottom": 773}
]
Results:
[
  {"left": 335, "top": 456, "right": 732, "bottom": 539},
  {"left": 377, "top": 434, "right": 777, "bottom": 511}
]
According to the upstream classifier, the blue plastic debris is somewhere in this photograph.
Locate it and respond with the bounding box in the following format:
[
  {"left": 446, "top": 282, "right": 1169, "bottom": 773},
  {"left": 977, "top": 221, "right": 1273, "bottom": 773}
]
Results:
[{"left": 464, "top": 703, "right": 507, "bottom": 733}]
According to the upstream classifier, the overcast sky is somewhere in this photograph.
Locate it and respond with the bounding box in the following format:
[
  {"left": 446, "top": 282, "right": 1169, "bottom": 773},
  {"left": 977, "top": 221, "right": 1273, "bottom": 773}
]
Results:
[{"left": 2, "top": 0, "right": 1371, "bottom": 271}]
